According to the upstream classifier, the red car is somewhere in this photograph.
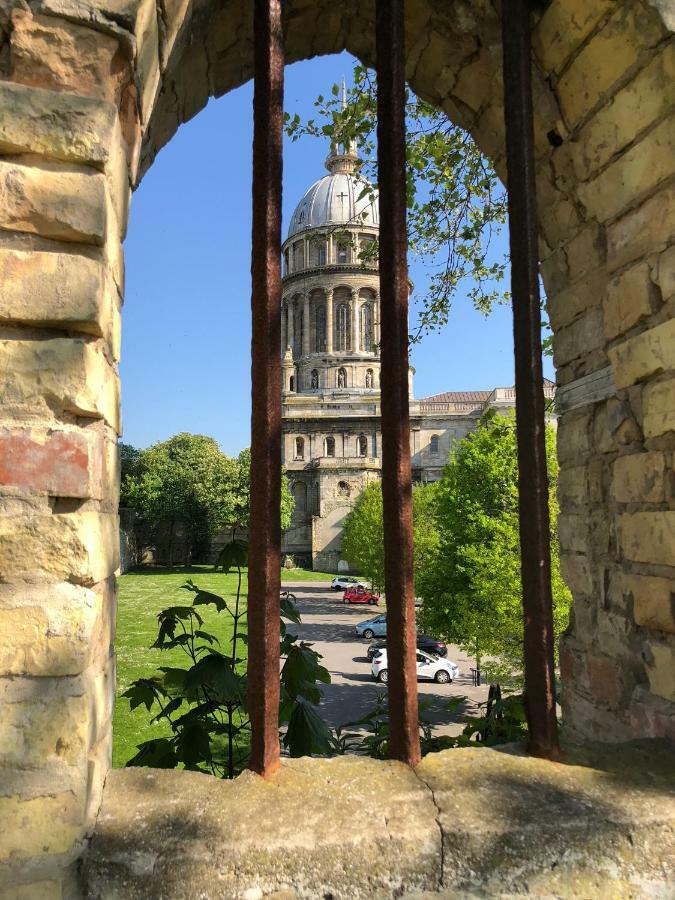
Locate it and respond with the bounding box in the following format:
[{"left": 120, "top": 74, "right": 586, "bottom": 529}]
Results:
[{"left": 343, "top": 587, "right": 379, "bottom": 605}]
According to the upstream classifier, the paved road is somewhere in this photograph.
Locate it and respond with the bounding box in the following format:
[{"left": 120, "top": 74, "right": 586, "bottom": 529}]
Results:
[{"left": 285, "top": 582, "right": 489, "bottom": 739}]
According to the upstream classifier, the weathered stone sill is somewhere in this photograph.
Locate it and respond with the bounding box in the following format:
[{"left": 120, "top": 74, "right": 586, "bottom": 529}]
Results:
[{"left": 84, "top": 743, "right": 674, "bottom": 899}]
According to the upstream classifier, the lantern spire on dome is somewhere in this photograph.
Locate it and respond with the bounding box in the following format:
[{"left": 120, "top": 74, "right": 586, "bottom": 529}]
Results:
[{"left": 325, "top": 77, "right": 359, "bottom": 174}]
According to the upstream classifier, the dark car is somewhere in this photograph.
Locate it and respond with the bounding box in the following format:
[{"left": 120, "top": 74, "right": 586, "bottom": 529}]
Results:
[{"left": 366, "top": 634, "right": 447, "bottom": 660}]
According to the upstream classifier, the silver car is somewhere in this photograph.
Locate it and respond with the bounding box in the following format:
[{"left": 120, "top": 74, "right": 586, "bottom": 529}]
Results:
[{"left": 331, "top": 575, "right": 368, "bottom": 591}]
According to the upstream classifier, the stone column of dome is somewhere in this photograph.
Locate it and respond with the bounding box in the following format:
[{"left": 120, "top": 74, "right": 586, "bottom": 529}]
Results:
[
  {"left": 350, "top": 287, "right": 360, "bottom": 353},
  {"left": 287, "top": 297, "right": 295, "bottom": 356},
  {"left": 302, "top": 292, "right": 311, "bottom": 356},
  {"left": 326, "top": 288, "right": 334, "bottom": 353},
  {"left": 281, "top": 302, "right": 287, "bottom": 353}
]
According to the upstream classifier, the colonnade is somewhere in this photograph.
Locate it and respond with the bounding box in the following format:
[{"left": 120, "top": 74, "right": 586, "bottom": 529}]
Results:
[{"left": 281, "top": 288, "right": 381, "bottom": 357}]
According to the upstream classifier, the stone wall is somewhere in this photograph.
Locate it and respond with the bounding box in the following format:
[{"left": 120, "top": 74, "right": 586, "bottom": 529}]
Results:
[{"left": 0, "top": 0, "right": 672, "bottom": 895}]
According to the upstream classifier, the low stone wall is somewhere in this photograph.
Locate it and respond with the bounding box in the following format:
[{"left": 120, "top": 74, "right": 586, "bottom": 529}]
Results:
[{"left": 83, "top": 743, "right": 674, "bottom": 899}]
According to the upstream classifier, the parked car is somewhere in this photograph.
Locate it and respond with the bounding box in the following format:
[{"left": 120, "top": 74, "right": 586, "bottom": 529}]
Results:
[
  {"left": 343, "top": 587, "right": 380, "bottom": 605},
  {"left": 331, "top": 576, "right": 368, "bottom": 591},
  {"left": 366, "top": 634, "right": 447, "bottom": 660},
  {"left": 355, "top": 614, "right": 387, "bottom": 639},
  {"left": 371, "top": 649, "right": 459, "bottom": 684}
]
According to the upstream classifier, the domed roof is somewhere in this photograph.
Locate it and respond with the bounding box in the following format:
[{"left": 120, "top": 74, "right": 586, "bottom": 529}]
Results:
[{"left": 287, "top": 170, "right": 379, "bottom": 239}]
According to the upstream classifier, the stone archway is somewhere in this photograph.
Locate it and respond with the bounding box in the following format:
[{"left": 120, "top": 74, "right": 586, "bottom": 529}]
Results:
[{"left": 0, "top": 1, "right": 673, "bottom": 893}]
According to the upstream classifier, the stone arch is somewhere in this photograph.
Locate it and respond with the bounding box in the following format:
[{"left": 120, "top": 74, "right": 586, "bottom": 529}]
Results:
[
  {"left": 294, "top": 436, "right": 305, "bottom": 460},
  {"left": 325, "top": 435, "right": 336, "bottom": 457},
  {"left": 1, "top": 2, "right": 674, "bottom": 890}
]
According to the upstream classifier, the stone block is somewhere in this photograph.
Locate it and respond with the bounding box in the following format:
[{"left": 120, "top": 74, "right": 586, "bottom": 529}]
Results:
[
  {"left": 656, "top": 243, "right": 675, "bottom": 300},
  {"left": 560, "top": 551, "right": 594, "bottom": 596},
  {"left": 552, "top": 307, "right": 605, "bottom": 367},
  {"left": 606, "top": 396, "right": 643, "bottom": 445},
  {"left": 602, "top": 261, "right": 656, "bottom": 340},
  {"left": 533, "top": 0, "right": 613, "bottom": 74},
  {"left": 612, "top": 451, "right": 667, "bottom": 504},
  {"left": 609, "top": 318, "right": 675, "bottom": 389},
  {"left": 626, "top": 573, "right": 675, "bottom": 634},
  {"left": 556, "top": 409, "right": 592, "bottom": 463},
  {"left": 157, "top": 0, "right": 191, "bottom": 70},
  {"left": 9, "top": 9, "right": 129, "bottom": 105},
  {"left": 608, "top": 183, "right": 675, "bottom": 271},
  {"left": 556, "top": 3, "right": 665, "bottom": 127},
  {"left": 0, "top": 511, "right": 119, "bottom": 585},
  {"left": 586, "top": 651, "right": 630, "bottom": 708},
  {"left": 642, "top": 375, "right": 675, "bottom": 437},
  {"left": 0, "top": 159, "right": 105, "bottom": 244},
  {"left": 577, "top": 114, "right": 675, "bottom": 223},
  {"left": 0, "top": 677, "right": 89, "bottom": 769},
  {"left": 563, "top": 223, "right": 607, "bottom": 282},
  {"left": 547, "top": 266, "right": 606, "bottom": 332},
  {"left": 0, "top": 248, "right": 110, "bottom": 336},
  {"left": 0, "top": 792, "right": 84, "bottom": 861},
  {"left": 0, "top": 81, "right": 117, "bottom": 167},
  {"left": 0, "top": 579, "right": 113, "bottom": 676},
  {"left": 0, "top": 337, "right": 120, "bottom": 431},
  {"left": 558, "top": 513, "right": 589, "bottom": 554},
  {"left": 644, "top": 638, "right": 675, "bottom": 701},
  {"left": 0, "top": 426, "right": 103, "bottom": 498},
  {"left": 619, "top": 510, "right": 675, "bottom": 566},
  {"left": 557, "top": 464, "right": 587, "bottom": 508},
  {"left": 574, "top": 43, "right": 675, "bottom": 182}
]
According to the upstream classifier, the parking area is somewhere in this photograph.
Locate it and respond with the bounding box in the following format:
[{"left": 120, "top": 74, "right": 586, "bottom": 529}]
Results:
[{"left": 287, "top": 582, "right": 489, "bottom": 738}]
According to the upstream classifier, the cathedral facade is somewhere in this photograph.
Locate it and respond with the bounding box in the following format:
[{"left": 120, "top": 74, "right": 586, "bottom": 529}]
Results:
[{"left": 280, "top": 127, "right": 553, "bottom": 572}]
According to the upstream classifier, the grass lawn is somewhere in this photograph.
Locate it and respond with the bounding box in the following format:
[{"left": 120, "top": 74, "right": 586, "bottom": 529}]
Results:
[
  {"left": 113, "top": 566, "right": 248, "bottom": 767},
  {"left": 113, "top": 565, "right": 333, "bottom": 767}
]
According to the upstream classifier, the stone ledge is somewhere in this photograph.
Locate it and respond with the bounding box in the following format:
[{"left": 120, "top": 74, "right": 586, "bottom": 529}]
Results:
[{"left": 83, "top": 743, "right": 675, "bottom": 899}]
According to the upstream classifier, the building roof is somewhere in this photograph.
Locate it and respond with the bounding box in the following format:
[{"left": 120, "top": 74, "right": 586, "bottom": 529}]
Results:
[
  {"left": 421, "top": 390, "right": 492, "bottom": 403},
  {"left": 286, "top": 170, "right": 379, "bottom": 239},
  {"left": 420, "top": 379, "right": 555, "bottom": 404}
]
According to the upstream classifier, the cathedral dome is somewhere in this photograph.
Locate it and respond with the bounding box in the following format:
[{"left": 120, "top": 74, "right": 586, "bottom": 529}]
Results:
[{"left": 287, "top": 170, "right": 379, "bottom": 239}]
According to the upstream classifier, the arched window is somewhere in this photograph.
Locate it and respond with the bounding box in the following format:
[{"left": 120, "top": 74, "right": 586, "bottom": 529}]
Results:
[
  {"left": 337, "top": 243, "right": 348, "bottom": 263},
  {"left": 360, "top": 304, "right": 373, "bottom": 351},
  {"left": 312, "top": 482, "right": 320, "bottom": 515},
  {"left": 293, "top": 241, "right": 304, "bottom": 270},
  {"left": 315, "top": 240, "right": 326, "bottom": 266},
  {"left": 311, "top": 369, "right": 319, "bottom": 389},
  {"left": 315, "top": 305, "right": 326, "bottom": 352},
  {"left": 295, "top": 437, "right": 304, "bottom": 460},
  {"left": 325, "top": 436, "right": 335, "bottom": 457},
  {"left": 337, "top": 367, "right": 347, "bottom": 389},
  {"left": 357, "top": 434, "right": 368, "bottom": 457},
  {"left": 284, "top": 249, "right": 290, "bottom": 274},
  {"left": 292, "top": 482, "right": 307, "bottom": 521},
  {"left": 365, "top": 369, "right": 374, "bottom": 389},
  {"left": 337, "top": 481, "right": 351, "bottom": 498},
  {"left": 430, "top": 434, "right": 440, "bottom": 455},
  {"left": 289, "top": 375, "right": 295, "bottom": 392},
  {"left": 337, "top": 303, "right": 350, "bottom": 351}
]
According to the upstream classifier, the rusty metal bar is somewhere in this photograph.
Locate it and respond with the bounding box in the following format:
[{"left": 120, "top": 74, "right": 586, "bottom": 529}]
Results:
[
  {"left": 248, "top": 0, "right": 284, "bottom": 777},
  {"left": 376, "top": 0, "right": 421, "bottom": 767},
  {"left": 502, "top": 0, "right": 561, "bottom": 760}
]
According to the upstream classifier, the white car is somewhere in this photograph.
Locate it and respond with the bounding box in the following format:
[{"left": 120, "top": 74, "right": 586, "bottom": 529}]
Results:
[
  {"left": 331, "top": 576, "right": 368, "bottom": 591},
  {"left": 371, "top": 649, "right": 459, "bottom": 685}
]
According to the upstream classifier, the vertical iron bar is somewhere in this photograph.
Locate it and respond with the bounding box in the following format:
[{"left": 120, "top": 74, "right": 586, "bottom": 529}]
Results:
[
  {"left": 248, "top": 0, "right": 284, "bottom": 777},
  {"left": 376, "top": 0, "right": 420, "bottom": 767},
  {"left": 502, "top": 0, "right": 560, "bottom": 759}
]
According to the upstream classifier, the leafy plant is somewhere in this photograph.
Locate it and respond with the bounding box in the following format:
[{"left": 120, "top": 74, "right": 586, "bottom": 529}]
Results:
[{"left": 124, "top": 540, "right": 331, "bottom": 777}]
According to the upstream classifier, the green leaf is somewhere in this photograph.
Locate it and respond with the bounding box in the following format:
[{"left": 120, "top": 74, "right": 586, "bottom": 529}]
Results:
[
  {"left": 283, "top": 698, "right": 333, "bottom": 757},
  {"left": 126, "top": 738, "right": 178, "bottom": 769},
  {"left": 184, "top": 653, "right": 244, "bottom": 704},
  {"left": 123, "top": 678, "right": 166, "bottom": 711},
  {"left": 150, "top": 695, "right": 183, "bottom": 724},
  {"left": 214, "top": 539, "right": 248, "bottom": 573}
]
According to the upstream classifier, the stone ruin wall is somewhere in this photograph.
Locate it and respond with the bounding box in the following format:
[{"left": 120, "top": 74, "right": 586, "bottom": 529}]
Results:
[{"left": 0, "top": 0, "right": 672, "bottom": 895}]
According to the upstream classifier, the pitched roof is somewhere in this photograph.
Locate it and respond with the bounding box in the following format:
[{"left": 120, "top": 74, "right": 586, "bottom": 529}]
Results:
[{"left": 420, "top": 390, "right": 491, "bottom": 403}]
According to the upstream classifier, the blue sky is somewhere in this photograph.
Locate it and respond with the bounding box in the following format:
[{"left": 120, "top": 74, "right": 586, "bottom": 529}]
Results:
[{"left": 121, "top": 51, "right": 554, "bottom": 456}]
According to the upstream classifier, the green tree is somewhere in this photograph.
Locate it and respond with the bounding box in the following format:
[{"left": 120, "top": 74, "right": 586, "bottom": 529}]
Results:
[
  {"left": 342, "top": 481, "right": 440, "bottom": 595},
  {"left": 417, "top": 412, "right": 571, "bottom": 683},
  {"left": 121, "top": 434, "right": 293, "bottom": 564},
  {"left": 285, "top": 64, "right": 508, "bottom": 342}
]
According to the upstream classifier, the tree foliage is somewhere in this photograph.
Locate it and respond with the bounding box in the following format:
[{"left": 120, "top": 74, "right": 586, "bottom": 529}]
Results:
[
  {"left": 120, "top": 434, "right": 293, "bottom": 564},
  {"left": 417, "top": 412, "right": 571, "bottom": 683},
  {"left": 342, "top": 481, "right": 440, "bottom": 594},
  {"left": 284, "top": 64, "right": 508, "bottom": 342}
]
